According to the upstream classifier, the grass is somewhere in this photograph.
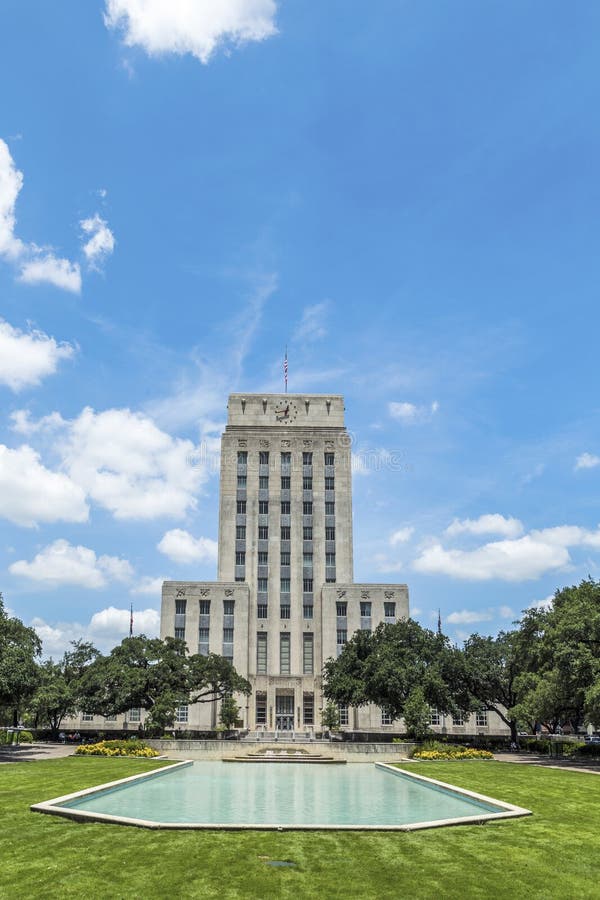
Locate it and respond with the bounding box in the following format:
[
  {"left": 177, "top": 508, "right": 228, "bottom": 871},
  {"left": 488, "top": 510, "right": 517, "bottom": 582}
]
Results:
[{"left": 1, "top": 756, "right": 599, "bottom": 899}]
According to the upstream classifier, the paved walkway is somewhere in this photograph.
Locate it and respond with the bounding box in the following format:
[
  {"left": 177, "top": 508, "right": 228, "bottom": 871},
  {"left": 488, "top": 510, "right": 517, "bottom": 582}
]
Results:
[
  {"left": 0, "top": 742, "right": 76, "bottom": 764},
  {"left": 495, "top": 751, "right": 600, "bottom": 774}
]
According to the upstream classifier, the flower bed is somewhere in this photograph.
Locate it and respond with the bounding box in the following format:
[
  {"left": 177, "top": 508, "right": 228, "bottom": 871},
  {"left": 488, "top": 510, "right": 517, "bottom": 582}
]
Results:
[
  {"left": 412, "top": 748, "right": 494, "bottom": 760},
  {"left": 75, "top": 740, "right": 158, "bottom": 759}
]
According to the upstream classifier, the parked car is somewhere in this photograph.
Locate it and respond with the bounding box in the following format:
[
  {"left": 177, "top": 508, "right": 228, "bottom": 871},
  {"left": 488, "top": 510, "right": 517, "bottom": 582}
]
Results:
[{"left": 584, "top": 735, "right": 600, "bottom": 744}]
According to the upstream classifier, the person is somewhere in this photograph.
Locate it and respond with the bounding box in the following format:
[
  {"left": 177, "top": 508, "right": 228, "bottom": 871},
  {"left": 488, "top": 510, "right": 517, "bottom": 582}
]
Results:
[{"left": 59, "top": 732, "right": 66, "bottom": 744}]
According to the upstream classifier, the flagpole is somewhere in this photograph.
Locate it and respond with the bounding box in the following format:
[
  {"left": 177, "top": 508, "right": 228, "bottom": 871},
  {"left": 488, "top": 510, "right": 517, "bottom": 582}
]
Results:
[
  {"left": 284, "top": 347, "right": 288, "bottom": 394},
  {"left": 129, "top": 603, "right": 133, "bottom": 637}
]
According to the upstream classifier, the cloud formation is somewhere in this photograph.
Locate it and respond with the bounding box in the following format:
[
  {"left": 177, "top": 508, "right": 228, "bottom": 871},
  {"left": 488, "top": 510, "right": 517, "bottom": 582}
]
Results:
[
  {"left": 0, "top": 319, "right": 74, "bottom": 391},
  {"left": 158, "top": 528, "right": 218, "bottom": 564},
  {"left": 80, "top": 214, "right": 115, "bottom": 270},
  {"left": 9, "top": 539, "right": 133, "bottom": 588},
  {"left": 105, "top": 0, "right": 278, "bottom": 64},
  {"left": 575, "top": 452, "right": 600, "bottom": 471},
  {"left": 0, "top": 445, "right": 88, "bottom": 527},
  {"left": 31, "top": 605, "right": 160, "bottom": 656},
  {"left": 389, "top": 400, "right": 439, "bottom": 424},
  {"left": 445, "top": 514, "right": 524, "bottom": 539}
]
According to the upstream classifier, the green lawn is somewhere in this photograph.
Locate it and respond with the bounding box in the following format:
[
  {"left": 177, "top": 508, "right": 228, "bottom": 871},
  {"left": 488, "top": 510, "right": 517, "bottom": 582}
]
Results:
[{"left": 1, "top": 756, "right": 598, "bottom": 899}]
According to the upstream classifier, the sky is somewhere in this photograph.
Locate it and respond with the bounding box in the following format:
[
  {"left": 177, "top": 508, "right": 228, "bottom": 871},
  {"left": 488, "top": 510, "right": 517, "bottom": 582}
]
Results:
[{"left": 1, "top": 0, "right": 600, "bottom": 657}]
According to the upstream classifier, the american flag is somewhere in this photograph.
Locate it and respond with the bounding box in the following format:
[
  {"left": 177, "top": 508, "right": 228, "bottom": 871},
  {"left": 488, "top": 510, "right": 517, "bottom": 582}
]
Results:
[
  {"left": 129, "top": 603, "right": 133, "bottom": 637},
  {"left": 284, "top": 349, "right": 288, "bottom": 393}
]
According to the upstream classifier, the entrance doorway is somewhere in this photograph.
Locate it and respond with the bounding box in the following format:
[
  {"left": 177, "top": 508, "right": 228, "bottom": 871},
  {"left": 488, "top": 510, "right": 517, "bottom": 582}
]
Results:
[{"left": 275, "top": 694, "right": 294, "bottom": 731}]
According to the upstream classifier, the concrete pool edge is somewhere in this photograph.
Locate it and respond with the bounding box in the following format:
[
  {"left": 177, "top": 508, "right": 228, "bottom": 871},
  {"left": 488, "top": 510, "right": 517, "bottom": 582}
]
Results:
[{"left": 30, "top": 760, "right": 532, "bottom": 831}]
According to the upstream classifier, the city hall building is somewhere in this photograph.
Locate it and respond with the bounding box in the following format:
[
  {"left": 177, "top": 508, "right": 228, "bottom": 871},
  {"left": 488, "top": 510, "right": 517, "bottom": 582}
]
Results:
[{"left": 160, "top": 393, "right": 410, "bottom": 734}]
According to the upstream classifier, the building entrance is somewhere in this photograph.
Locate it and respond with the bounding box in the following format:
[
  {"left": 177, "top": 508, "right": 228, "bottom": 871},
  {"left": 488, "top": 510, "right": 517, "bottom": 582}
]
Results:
[{"left": 275, "top": 694, "right": 294, "bottom": 731}]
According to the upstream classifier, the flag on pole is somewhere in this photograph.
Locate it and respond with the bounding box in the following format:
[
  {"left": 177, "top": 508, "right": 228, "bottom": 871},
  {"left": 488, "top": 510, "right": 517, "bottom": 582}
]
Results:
[
  {"left": 437, "top": 609, "right": 442, "bottom": 635},
  {"left": 130, "top": 603, "right": 133, "bottom": 637},
  {"left": 284, "top": 348, "right": 288, "bottom": 393}
]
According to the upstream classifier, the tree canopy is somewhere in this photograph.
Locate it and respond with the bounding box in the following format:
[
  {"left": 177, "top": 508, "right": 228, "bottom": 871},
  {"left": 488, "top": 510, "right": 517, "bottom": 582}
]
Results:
[{"left": 0, "top": 594, "right": 41, "bottom": 726}]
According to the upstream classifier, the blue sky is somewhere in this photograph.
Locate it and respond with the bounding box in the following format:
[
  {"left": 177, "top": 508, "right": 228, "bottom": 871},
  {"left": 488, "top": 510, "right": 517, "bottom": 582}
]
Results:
[{"left": 1, "top": 0, "right": 600, "bottom": 656}]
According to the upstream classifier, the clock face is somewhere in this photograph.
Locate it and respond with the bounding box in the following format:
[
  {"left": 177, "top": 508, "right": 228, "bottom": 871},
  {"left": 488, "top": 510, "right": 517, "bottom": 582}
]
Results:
[{"left": 273, "top": 400, "right": 298, "bottom": 423}]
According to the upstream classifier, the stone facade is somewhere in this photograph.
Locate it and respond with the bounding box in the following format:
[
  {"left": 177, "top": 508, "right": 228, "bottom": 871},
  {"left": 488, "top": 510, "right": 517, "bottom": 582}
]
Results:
[{"left": 160, "top": 392, "right": 411, "bottom": 734}]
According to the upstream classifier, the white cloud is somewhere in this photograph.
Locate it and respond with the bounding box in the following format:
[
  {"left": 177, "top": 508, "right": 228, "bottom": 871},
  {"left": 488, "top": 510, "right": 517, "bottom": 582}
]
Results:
[
  {"left": 157, "top": 528, "right": 218, "bottom": 564},
  {"left": 529, "top": 595, "right": 554, "bottom": 611},
  {"left": 131, "top": 576, "right": 165, "bottom": 596},
  {"left": 0, "top": 139, "right": 82, "bottom": 293},
  {"left": 388, "top": 400, "right": 439, "bottom": 424},
  {"left": 499, "top": 605, "right": 515, "bottom": 619},
  {"left": 31, "top": 605, "right": 160, "bottom": 656},
  {"left": 104, "top": 0, "right": 278, "bottom": 64},
  {"left": 0, "top": 445, "right": 88, "bottom": 527},
  {"left": 446, "top": 609, "right": 494, "bottom": 625},
  {"left": 0, "top": 320, "right": 74, "bottom": 391},
  {"left": 80, "top": 213, "right": 115, "bottom": 270},
  {"left": 18, "top": 256, "right": 81, "bottom": 293},
  {"left": 10, "top": 539, "right": 133, "bottom": 588},
  {"left": 295, "top": 302, "right": 328, "bottom": 342},
  {"left": 59, "top": 406, "right": 207, "bottom": 520},
  {"left": 445, "top": 514, "right": 524, "bottom": 539},
  {"left": 575, "top": 452, "right": 600, "bottom": 471},
  {"left": 390, "top": 527, "right": 414, "bottom": 546},
  {"left": 413, "top": 535, "right": 570, "bottom": 582},
  {"left": 10, "top": 410, "right": 67, "bottom": 436},
  {"left": 371, "top": 553, "right": 404, "bottom": 574}
]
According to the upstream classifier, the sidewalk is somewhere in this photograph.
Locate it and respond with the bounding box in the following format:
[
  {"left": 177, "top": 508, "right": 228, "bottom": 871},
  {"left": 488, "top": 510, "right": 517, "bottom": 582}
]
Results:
[
  {"left": 0, "top": 742, "right": 76, "bottom": 764},
  {"left": 495, "top": 751, "right": 600, "bottom": 775}
]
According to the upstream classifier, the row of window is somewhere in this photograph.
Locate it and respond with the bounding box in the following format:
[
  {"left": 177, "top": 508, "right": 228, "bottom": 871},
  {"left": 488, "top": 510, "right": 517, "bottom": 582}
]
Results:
[
  {"left": 429, "top": 709, "right": 489, "bottom": 727},
  {"left": 256, "top": 632, "right": 314, "bottom": 675},
  {"left": 254, "top": 693, "right": 316, "bottom": 726},
  {"left": 236, "top": 524, "right": 335, "bottom": 540},
  {"left": 175, "top": 599, "right": 234, "bottom": 616},
  {"left": 238, "top": 451, "right": 335, "bottom": 466},
  {"left": 236, "top": 500, "right": 335, "bottom": 516},
  {"left": 237, "top": 475, "right": 335, "bottom": 490},
  {"left": 81, "top": 707, "right": 187, "bottom": 724},
  {"left": 336, "top": 601, "right": 396, "bottom": 618},
  {"left": 237, "top": 551, "right": 336, "bottom": 566},
  {"left": 257, "top": 604, "right": 314, "bottom": 619}
]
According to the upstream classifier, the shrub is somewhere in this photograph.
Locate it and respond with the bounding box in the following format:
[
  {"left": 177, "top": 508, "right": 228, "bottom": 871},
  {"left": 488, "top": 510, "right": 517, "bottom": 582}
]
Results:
[
  {"left": 412, "top": 747, "right": 494, "bottom": 761},
  {"left": 17, "top": 730, "right": 33, "bottom": 743},
  {"left": 522, "top": 738, "right": 552, "bottom": 755},
  {"left": 75, "top": 739, "right": 158, "bottom": 759},
  {"left": 577, "top": 742, "right": 600, "bottom": 758}
]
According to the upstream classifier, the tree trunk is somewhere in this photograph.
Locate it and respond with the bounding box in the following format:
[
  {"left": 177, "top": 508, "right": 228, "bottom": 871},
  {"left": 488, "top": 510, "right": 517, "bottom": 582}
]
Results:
[{"left": 510, "top": 720, "right": 518, "bottom": 744}]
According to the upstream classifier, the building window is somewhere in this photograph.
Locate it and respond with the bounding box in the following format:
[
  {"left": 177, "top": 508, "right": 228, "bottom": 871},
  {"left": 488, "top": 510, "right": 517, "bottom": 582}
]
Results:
[
  {"left": 236, "top": 525, "right": 246, "bottom": 540},
  {"left": 303, "top": 476, "right": 313, "bottom": 490},
  {"left": 280, "top": 526, "right": 291, "bottom": 540},
  {"left": 360, "top": 601, "right": 372, "bottom": 617},
  {"left": 174, "top": 627, "right": 185, "bottom": 640},
  {"left": 237, "top": 451, "right": 248, "bottom": 465},
  {"left": 259, "top": 451, "right": 269, "bottom": 465},
  {"left": 256, "top": 633, "right": 267, "bottom": 674},
  {"left": 223, "top": 599, "right": 235, "bottom": 616},
  {"left": 326, "top": 553, "right": 336, "bottom": 566},
  {"left": 235, "top": 551, "right": 246, "bottom": 566},
  {"left": 198, "top": 627, "right": 209, "bottom": 654},
  {"left": 303, "top": 604, "right": 314, "bottom": 619},
  {"left": 128, "top": 708, "right": 141, "bottom": 723},
  {"left": 303, "top": 526, "right": 313, "bottom": 540},
  {"left": 303, "top": 693, "right": 314, "bottom": 725},
  {"left": 324, "top": 452, "right": 334, "bottom": 466},
  {"left": 81, "top": 712, "right": 94, "bottom": 722},
  {"left": 429, "top": 708, "right": 440, "bottom": 726},
  {"left": 452, "top": 713, "right": 465, "bottom": 726},
  {"left": 257, "top": 604, "right": 268, "bottom": 619},
  {"left": 257, "top": 578, "right": 268, "bottom": 593},
  {"left": 175, "top": 705, "right": 188, "bottom": 724},
  {"left": 325, "top": 501, "right": 335, "bottom": 515},
  {"left": 104, "top": 714, "right": 117, "bottom": 723},
  {"left": 259, "top": 500, "right": 269, "bottom": 515},
  {"left": 338, "top": 704, "right": 349, "bottom": 726},
  {"left": 303, "top": 578, "right": 313, "bottom": 593},
  {"left": 280, "top": 633, "right": 291, "bottom": 675},
  {"left": 476, "top": 710, "right": 488, "bottom": 727},
  {"left": 258, "top": 551, "right": 268, "bottom": 565},
  {"left": 280, "top": 578, "right": 291, "bottom": 592},
  {"left": 326, "top": 574, "right": 336, "bottom": 584},
  {"left": 237, "top": 474, "right": 247, "bottom": 488},
  {"left": 236, "top": 500, "right": 246, "bottom": 514},
  {"left": 256, "top": 693, "right": 267, "bottom": 725},
  {"left": 381, "top": 709, "right": 393, "bottom": 726},
  {"left": 259, "top": 475, "right": 269, "bottom": 489},
  {"left": 336, "top": 602, "right": 347, "bottom": 617},
  {"left": 223, "top": 627, "right": 234, "bottom": 643},
  {"left": 303, "top": 633, "right": 314, "bottom": 674},
  {"left": 199, "top": 600, "right": 210, "bottom": 616},
  {"left": 325, "top": 526, "right": 336, "bottom": 541},
  {"left": 280, "top": 501, "right": 291, "bottom": 514},
  {"left": 303, "top": 552, "right": 313, "bottom": 567},
  {"left": 325, "top": 476, "right": 335, "bottom": 490},
  {"left": 384, "top": 601, "right": 396, "bottom": 618},
  {"left": 303, "top": 501, "right": 313, "bottom": 515},
  {"left": 336, "top": 629, "right": 347, "bottom": 646},
  {"left": 281, "top": 475, "right": 290, "bottom": 489},
  {"left": 280, "top": 551, "right": 290, "bottom": 566},
  {"left": 258, "top": 525, "right": 269, "bottom": 540},
  {"left": 280, "top": 605, "right": 291, "bottom": 620},
  {"left": 303, "top": 452, "right": 313, "bottom": 465},
  {"left": 281, "top": 451, "right": 291, "bottom": 466},
  {"left": 175, "top": 598, "right": 187, "bottom": 615}
]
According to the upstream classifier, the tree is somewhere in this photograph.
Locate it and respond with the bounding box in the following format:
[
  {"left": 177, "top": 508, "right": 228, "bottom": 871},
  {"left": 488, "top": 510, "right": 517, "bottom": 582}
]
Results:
[
  {"left": 30, "top": 641, "right": 99, "bottom": 739},
  {"left": 320, "top": 701, "right": 340, "bottom": 733},
  {"left": 219, "top": 696, "right": 241, "bottom": 730},
  {"left": 402, "top": 686, "right": 431, "bottom": 740},
  {"left": 323, "top": 619, "right": 468, "bottom": 723},
  {"left": 79, "top": 636, "right": 251, "bottom": 733},
  {"left": 0, "top": 595, "right": 41, "bottom": 726}
]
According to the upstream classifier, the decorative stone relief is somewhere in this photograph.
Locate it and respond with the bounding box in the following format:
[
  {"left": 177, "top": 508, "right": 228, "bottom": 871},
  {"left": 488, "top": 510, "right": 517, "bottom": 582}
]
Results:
[
  {"left": 325, "top": 440, "right": 334, "bottom": 449},
  {"left": 224, "top": 589, "right": 234, "bottom": 597},
  {"left": 384, "top": 590, "right": 395, "bottom": 599},
  {"left": 238, "top": 439, "right": 247, "bottom": 447},
  {"left": 200, "top": 588, "right": 210, "bottom": 597},
  {"left": 303, "top": 439, "right": 312, "bottom": 447},
  {"left": 336, "top": 589, "right": 346, "bottom": 598},
  {"left": 175, "top": 589, "right": 186, "bottom": 598},
  {"left": 281, "top": 440, "right": 291, "bottom": 447},
  {"left": 361, "top": 590, "right": 370, "bottom": 599},
  {"left": 259, "top": 439, "right": 269, "bottom": 448}
]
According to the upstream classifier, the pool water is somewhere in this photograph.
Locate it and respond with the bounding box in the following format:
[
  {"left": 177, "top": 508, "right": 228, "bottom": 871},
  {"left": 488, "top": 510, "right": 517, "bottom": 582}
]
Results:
[{"left": 59, "top": 762, "right": 503, "bottom": 827}]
